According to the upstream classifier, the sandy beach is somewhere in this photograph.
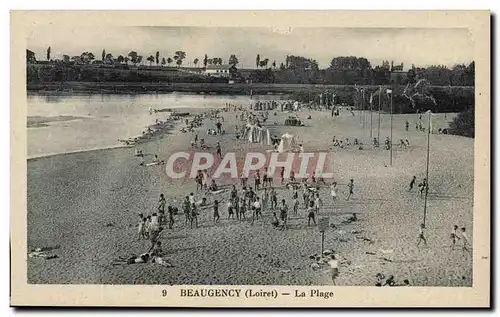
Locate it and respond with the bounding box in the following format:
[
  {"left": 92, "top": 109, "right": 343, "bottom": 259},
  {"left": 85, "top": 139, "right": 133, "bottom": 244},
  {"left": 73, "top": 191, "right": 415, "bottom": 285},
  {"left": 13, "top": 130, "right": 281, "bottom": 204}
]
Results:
[{"left": 27, "top": 106, "right": 473, "bottom": 286}]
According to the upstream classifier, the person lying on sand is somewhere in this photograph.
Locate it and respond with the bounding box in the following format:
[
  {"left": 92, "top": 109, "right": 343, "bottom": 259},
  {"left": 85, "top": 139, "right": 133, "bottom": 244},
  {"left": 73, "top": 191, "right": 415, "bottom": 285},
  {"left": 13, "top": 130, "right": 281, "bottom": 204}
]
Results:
[{"left": 112, "top": 253, "right": 150, "bottom": 266}]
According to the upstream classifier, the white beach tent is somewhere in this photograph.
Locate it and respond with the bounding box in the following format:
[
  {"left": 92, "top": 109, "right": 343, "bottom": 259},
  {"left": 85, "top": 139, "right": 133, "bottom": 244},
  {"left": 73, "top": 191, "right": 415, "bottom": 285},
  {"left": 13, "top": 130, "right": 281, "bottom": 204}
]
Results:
[
  {"left": 242, "top": 124, "right": 271, "bottom": 145},
  {"left": 278, "top": 133, "right": 297, "bottom": 153}
]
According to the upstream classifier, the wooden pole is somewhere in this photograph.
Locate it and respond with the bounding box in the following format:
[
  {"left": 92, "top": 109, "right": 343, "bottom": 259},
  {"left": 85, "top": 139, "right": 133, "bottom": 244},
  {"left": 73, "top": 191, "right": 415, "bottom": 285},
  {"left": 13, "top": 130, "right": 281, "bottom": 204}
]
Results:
[
  {"left": 390, "top": 90, "right": 393, "bottom": 166},
  {"left": 377, "top": 86, "right": 381, "bottom": 141},
  {"left": 423, "top": 111, "right": 431, "bottom": 227}
]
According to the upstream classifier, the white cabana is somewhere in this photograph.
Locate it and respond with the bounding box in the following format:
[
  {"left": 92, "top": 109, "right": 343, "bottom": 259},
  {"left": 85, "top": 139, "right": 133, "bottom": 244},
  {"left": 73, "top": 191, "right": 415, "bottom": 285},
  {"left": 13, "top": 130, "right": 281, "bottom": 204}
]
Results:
[
  {"left": 242, "top": 124, "right": 271, "bottom": 145},
  {"left": 278, "top": 133, "right": 297, "bottom": 153}
]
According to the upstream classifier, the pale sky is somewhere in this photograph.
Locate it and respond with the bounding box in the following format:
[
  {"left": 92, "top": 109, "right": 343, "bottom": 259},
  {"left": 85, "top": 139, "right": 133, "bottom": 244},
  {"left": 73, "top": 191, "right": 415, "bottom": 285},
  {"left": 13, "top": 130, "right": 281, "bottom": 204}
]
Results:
[{"left": 27, "top": 26, "right": 474, "bottom": 69}]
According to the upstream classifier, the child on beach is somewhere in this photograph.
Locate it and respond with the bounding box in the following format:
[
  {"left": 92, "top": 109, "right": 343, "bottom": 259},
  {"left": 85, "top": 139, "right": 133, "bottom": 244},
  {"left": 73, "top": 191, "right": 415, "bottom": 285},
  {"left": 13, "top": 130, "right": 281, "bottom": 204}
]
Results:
[
  {"left": 346, "top": 179, "right": 354, "bottom": 201},
  {"left": 417, "top": 223, "right": 427, "bottom": 247},
  {"left": 213, "top": 200, "right": 220, "bottom": 224}
]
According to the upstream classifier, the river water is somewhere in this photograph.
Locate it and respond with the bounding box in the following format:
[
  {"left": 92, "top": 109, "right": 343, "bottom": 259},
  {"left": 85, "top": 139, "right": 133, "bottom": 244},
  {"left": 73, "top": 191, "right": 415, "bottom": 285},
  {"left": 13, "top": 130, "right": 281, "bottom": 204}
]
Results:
[{"left": 27, "top": 93, "right": 285, "bottom": 158}]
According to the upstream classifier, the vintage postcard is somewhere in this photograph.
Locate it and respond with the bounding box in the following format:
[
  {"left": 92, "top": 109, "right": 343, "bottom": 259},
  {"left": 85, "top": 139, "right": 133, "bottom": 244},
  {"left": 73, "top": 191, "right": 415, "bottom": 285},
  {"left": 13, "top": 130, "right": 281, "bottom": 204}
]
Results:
[{"left": 10, "top": 11, "right": 490, "bottom": 307}]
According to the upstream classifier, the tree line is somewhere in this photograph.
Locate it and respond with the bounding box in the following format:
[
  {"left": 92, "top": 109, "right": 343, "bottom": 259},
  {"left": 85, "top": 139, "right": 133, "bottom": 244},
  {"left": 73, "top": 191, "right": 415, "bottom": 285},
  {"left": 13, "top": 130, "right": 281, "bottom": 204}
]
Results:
[{"left": 27, "top": 48, "right": 474, "bottom": 87}]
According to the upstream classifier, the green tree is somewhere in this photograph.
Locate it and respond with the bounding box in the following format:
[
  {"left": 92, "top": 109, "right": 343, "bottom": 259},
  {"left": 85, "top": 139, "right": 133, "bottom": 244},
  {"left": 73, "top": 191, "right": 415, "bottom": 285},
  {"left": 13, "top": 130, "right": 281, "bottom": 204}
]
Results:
[
  {"left": 105, "top": 53, "right": 113, "bottom": 64},
  {"left": 228, "top": 55, "right": 239, "bottom": 67},
  {"left": 128, "top": 51, "right": 138, "bottom": 65},
  {"left": 46, "top": 46, "right": 51, "bottom": 61},
  {"left": 155, "top": 51, "right": 160, "bottom": 65},
  {"left": 117, "top": 55, "right": 125, "bottom": 64},
  {"left": 203, "top": 54, "right": 208, "bottom": 67},
  {"left": 161, "top": 57, "right": 166, "bottom": 67},
  {"left": 449, "top": 106, "right": 474, "bottom": 137},
  {"left": 259, "top": 58, "right": 269, "bottom": 68},
  {"left": 147, "top": 55, "right": 155, "bottom": 66},
  {"left": 102, "top": 49, "right": 106, "bottom": 61},
  {"left": 256, "top": 54, "right": 260, "bottom": 68},
  {"left": 174, "top": 51, "right": 186, "bottom": 66},
  {"left": 272, "top": 60, "right": 276, "bottom": 69},
  {"left": 62, "top": 54, "right": 70, "bottom": 64},
  {"left": 124, "top": 57, "right": 130, "bottom": 65},
  {"left": 137, "top": 55, "right": 143, "bottom": 65},
  {"left": 167, "top": 57, "right": 173, "bottom": 66},
  {"left": 193, "top": 58, "right": 199, "bottom": 67}
]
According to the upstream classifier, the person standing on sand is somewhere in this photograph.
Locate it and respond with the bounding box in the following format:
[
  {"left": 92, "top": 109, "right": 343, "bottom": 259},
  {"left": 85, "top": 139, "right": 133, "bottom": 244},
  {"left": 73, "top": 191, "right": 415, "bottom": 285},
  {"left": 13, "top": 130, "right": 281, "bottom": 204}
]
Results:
[
  {"left": 183, "top": 196, "right": 191, "bottom": 225},
  {"left": 450, "top": 225, "right": 460, "bottom": 250},
  {"left": 330, "top": 182, "right": 338, "bottom": 203},
  {"left": 216, "top": 142, "right": 222, "bottom": 159},
  {"left": 417, "top": 223, "right": 427, "bottom": 247},
  {"left": 314, "top": 193, "right": 322, "bottom": 215},
  {"left": 252, "top": 197, "right": 262, "bottom": 224},
  {"left": 418, "top": 178, "right": 428, "bottom": 198},
  {"left": 195, "top": 172, "right": 203, "bottom": 192},
  {"left": 254, "top": 170, "right": 261, "bottom": 191},
  {"left": 227, "top": 199, "right": 235, "bottom": 220},
  {"left": 307, "top": 200, "right": 316, "bottom": 226},
  {"left": 262, "top": 169, "right": 268, "bottom": 188},
  {"left": 409, "top": 176, "right": 417, "bottom": 191},
  {"left": 261, "top": 188, "right": 269, "bottom": 212},
  {"left": 138, "top": 217, "right": 146, "bottom": 240},
  {"left": 280, "top": 199, "right": 289, "bottom": 230},
  {"left": 202, "top": 170, "right": 210, "bottom": 191},
  {"left": 280, "top": 167, "right": 285, "bottom": 184},
  {"left": 270, "top": 188, "right": 278, "bottom": 210},
  {"left": 461, "top": 227, "right": 471, "bottom": 254},
  {"left": 346, "top": 179, "right": 355, "bottom": 201},
  {"left": 239, "top": 197, "right": 247, "bottom": 220},
  {"left": 328, "top": 254, "right": 339, "bottom": 285},
  {"left": 292, "top": 194, "right": 299, "bottom": 216},
  {"left": 213, "top": 200, "right": 220, "bottom": 224},
  {"left": 167, "top": 206, "right": 175, "bottom": 229},
  {"left": 405, "top": 120, "right": 409, "bottom": 131},
  {"left": 216, "top": 119, "right": 223, "bottom": 135},
  {"left": 240, "top": 171, "right": 247, "bottom": 187},
  {"left": 190, "top": 204, "right": 198, "bottom": 229},
  {"left": 158, "top": 194, "right": 166, "bottom": 213}
]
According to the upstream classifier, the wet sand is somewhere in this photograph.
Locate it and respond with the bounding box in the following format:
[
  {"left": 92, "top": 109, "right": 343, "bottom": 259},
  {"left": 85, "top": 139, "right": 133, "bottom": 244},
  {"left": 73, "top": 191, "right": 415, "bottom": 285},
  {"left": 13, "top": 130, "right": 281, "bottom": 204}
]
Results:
[{"left": 27, "top": 107, "right": 473, "bottom": 286}]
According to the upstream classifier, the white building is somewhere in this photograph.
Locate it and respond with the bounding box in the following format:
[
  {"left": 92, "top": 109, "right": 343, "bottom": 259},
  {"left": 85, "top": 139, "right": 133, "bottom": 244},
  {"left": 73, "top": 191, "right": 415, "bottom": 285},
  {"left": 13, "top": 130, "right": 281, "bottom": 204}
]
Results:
[{"left": 204, "top": 65, "right": 231, "bottom": 78}]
